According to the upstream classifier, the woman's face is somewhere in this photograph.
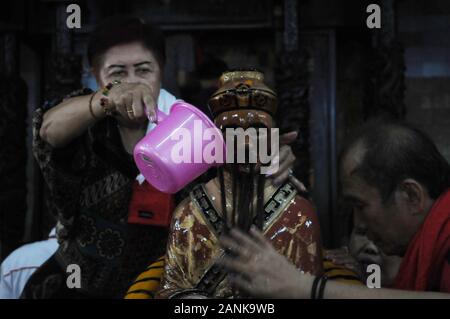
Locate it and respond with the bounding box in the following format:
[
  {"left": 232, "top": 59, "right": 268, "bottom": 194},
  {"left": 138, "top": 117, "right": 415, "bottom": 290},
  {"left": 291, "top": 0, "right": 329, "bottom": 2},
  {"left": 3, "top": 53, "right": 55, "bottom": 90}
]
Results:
[
  {"left": 94, "top": 41, "right": 162, "bottom": 101},
  {"left": 216, "top": 110, "right": 275, "bottom": 173}
]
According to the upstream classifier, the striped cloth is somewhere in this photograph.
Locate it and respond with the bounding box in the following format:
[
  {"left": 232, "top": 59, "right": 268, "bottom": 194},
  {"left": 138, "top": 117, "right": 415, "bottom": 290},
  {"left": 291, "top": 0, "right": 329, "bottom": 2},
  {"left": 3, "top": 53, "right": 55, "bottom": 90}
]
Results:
[
  {"left": 124, "top": 257, "right": 165, "bottom": 299},
  {"left": 125, "top": 256, "right": 363, "bottom": 299},
  {"left": 323, "top": 259, "right": 363, "bottom": 285}
]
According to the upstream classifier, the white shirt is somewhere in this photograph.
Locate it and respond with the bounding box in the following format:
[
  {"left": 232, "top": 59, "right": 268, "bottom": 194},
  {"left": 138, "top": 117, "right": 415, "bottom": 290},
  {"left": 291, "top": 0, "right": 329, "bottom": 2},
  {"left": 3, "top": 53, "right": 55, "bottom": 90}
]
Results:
[
  {"left": 0, "top": 228, "right": 58, "bottom": 299},
  {"left": 147, "top": 88, "right": 177, "bottom": 133}
]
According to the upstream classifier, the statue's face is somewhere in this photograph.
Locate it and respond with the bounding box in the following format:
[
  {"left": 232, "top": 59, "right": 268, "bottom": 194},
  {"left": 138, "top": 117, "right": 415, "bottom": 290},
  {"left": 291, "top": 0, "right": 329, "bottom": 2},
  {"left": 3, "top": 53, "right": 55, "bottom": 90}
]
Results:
[
  {"left": 214, "top": 109, "right": 273, "bottom": 130},
  {"left": 209, "top": 71, "right": 277, "bottom": 174},
  {"left": 215, "top": 109, "right": 275, "bottom": 173}
]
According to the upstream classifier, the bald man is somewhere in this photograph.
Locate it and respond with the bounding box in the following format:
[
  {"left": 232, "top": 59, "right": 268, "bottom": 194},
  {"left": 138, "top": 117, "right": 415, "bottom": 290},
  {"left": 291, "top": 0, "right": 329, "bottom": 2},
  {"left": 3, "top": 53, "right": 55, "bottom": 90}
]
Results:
[{"left": 219, "top": 120, "right": 450, "bottom": 298}]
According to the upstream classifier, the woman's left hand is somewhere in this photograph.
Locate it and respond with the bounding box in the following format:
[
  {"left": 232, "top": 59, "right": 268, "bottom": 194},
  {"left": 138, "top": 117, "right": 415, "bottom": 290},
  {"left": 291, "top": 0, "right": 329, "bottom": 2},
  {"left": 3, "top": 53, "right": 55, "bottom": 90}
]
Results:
[
  {"left": 218, "top": 227, "right": 311, "bottom": 299},
  {"left": 269, "top": 131, "right": 297, "bottom": 186}
]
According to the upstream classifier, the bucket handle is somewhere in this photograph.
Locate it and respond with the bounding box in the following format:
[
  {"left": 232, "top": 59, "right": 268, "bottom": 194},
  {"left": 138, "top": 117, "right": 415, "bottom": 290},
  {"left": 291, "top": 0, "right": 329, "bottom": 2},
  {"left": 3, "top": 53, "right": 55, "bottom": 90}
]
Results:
[
  {"left": 145, "top": 106, "right": 168, "bottom": 124},
  {"left": 155, "top": 109, "right": 168, "bottom": 123}
]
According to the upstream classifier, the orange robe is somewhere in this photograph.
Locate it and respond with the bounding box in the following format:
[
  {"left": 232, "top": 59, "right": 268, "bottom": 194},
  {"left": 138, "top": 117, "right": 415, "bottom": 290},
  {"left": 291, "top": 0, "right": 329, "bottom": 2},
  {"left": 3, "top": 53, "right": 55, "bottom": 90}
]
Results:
[{"left": 157, "top": 182, "right": 323, "bottom": 298}]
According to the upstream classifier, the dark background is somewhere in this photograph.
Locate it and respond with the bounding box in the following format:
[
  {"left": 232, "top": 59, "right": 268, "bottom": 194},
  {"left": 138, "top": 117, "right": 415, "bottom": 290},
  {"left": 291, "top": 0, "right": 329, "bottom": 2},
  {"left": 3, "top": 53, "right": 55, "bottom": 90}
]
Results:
[{"left": 1, "top": 0, "right": 449, "bottom": 260}]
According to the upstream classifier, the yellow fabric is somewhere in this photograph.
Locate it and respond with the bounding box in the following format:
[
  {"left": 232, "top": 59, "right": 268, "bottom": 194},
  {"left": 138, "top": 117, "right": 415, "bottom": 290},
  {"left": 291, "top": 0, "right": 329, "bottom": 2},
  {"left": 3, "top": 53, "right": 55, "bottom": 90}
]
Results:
[
  {"left": 125, "top": 256, "right": 362, "bottom": 299},
  {"left": 323, "top": 259, "right": 363, "bottom": 285},
  {"left": 124, "top": 257, "right": 165, "bottom": 299}
]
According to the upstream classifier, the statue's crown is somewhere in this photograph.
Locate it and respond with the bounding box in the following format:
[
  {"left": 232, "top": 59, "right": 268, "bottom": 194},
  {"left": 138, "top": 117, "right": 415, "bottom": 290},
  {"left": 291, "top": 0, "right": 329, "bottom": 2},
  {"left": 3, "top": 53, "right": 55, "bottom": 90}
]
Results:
[{"left": 208, "top": 70, "right": 277, "bottom": 118}]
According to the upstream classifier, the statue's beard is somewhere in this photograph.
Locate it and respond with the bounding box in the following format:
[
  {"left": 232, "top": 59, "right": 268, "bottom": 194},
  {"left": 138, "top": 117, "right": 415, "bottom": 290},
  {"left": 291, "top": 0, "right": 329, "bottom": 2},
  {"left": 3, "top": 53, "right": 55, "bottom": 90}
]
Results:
[
  {"left": 228, "top": 143, "right": 267, "bottom": 173},
  {"left": 217, "top": 164, "right": 266, "bottom": 233}
]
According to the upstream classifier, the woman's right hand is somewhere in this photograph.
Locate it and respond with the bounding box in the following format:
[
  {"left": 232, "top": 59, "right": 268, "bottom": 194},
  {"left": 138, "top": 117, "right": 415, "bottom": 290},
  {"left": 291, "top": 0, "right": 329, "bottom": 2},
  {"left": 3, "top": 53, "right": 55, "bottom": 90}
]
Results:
[{"left": 101, "top": 82, "right": 158, "bottom": 128}]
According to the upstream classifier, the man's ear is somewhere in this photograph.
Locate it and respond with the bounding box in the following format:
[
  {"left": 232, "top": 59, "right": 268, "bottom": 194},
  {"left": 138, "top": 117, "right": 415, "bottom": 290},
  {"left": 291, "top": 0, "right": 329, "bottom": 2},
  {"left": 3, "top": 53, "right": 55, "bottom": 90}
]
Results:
[{"left": 398, "top": 179, "right": 426, "bottom": 215}]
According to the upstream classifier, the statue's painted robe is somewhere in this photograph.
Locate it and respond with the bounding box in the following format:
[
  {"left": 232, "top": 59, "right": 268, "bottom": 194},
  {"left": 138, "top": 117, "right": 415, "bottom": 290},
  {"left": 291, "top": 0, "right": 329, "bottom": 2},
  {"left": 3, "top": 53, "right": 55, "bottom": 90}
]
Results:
[{"left": 157, "top": 181, "right": 323, "bottom": 298}]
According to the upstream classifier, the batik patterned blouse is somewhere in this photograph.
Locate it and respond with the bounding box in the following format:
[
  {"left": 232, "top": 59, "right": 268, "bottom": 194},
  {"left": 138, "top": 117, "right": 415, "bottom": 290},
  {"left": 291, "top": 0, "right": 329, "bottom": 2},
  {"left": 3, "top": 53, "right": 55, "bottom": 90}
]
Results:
[{"left": 32, "top": 89, "right": 168, "bottom": 298}]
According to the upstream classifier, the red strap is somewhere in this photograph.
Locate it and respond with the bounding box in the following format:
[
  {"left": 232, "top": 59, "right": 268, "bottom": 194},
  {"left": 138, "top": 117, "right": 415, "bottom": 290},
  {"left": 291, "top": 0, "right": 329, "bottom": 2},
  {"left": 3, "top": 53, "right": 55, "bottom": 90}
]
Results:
[{"left": 127, "top": 180, "right": 174, "bottom": 228}]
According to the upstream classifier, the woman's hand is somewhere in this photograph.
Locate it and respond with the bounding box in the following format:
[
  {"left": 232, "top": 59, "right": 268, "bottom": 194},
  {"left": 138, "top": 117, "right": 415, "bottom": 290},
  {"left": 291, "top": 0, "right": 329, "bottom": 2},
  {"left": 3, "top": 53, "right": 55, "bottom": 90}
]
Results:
[
  {"left": 269, "top": 131, "right": 308, "bottom": 194},
  {"left": 105, "top": 82, "right": 158, "bottom": 128},
  {"left": 269, "top": 131, "right": 297, "bottom": 186},
  {"left": 218, "top": 227, "right": 312, "bottom": 299}
]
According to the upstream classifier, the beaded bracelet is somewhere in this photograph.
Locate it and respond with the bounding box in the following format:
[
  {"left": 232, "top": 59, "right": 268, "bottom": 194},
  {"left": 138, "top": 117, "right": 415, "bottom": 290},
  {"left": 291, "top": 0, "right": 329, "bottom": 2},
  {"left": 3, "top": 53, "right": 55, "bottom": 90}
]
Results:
[
  {"left": 311, "top": 275, "right": 328, "bottom": 299},
  {"left": 310, "top": 276, "right": 321, "bottom": 299},
  {"left": 99, "top": 80, "right": 121, "bottom": 116},
  {"left": 318, "top": 276, "right": 328, "bottom": 299},
  {"left": 88, "top": 92, "right": 99, "bottom": 120}
]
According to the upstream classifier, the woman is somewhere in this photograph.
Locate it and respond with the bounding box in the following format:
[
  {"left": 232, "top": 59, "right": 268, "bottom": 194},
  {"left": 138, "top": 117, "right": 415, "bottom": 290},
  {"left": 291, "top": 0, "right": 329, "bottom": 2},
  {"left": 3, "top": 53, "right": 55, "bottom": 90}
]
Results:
[{"left": 25, "top": 16, "right": 298, "bottom": 298}]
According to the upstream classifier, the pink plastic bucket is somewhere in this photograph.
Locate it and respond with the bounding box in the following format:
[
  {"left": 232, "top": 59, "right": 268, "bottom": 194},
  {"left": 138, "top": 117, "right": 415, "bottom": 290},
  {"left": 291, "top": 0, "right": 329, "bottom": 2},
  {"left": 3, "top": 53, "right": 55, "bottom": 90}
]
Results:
[{"left": 134, "top": 101, "right": 226, "bottom": 194}]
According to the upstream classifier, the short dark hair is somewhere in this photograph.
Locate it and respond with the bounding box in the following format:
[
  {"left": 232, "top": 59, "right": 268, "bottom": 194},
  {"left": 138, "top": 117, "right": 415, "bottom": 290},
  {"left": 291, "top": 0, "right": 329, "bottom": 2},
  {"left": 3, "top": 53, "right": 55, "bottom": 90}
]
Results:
[
  {"left": 87, "top": 15, "right": 166, "bottom": 70},
  {"left": 340, "top": 119, "right": 450, "bottom": 201}
]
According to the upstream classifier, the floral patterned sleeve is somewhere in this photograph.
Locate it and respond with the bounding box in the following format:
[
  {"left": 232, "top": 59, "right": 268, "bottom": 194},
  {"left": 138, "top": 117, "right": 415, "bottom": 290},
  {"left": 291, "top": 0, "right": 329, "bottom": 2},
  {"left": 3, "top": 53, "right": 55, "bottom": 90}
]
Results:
[{"left": 32, "top": 88, "right": 93, "bottom": 241}]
